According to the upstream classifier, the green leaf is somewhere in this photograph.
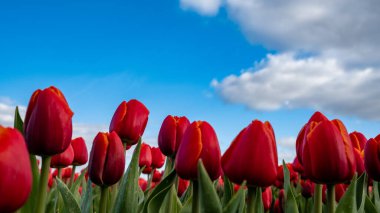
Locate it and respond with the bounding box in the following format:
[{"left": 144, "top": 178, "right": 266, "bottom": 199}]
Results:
[
  {"left": 180, "top": 182, "right": 192, "bottom": 203},
  {"left": 364, "top": 195, "right": 378, "bottom": 213},
  {"left": 159, "top": 184, "right": 183, "bottom": 213},
  {"left": 14, "top": 106, "right": 24, "bottom": 133},
  {"left": 254, "top": 187, "right": 264, "bottom": 213},
  {"left": 336, "top": 174, "right": 357, "bottom": 213},
  {"left": 198, "top": 160, "right": 223, "bottom": 213},
  {"left": 223, "top": 182, "right": 246, "bottom": 213},
  {"left": 222, "top": 175, "right": 234, "bottom": 207},
  {"left": 283, "top": 160, "right": 300, "bottom": 213},
  {"left": 70, "top": 169, "right": 85, "bottom": 201},
  {"left": 356, "top": 173, "right": 367, "bottom": 213},
  {"left": 80, "top": 179, "right": 93, "bottom": 213},
  {"left": 112, "top": 139, "right": 142, "bottom": 213},
  {"left": 373, "top": 181, "right": 380, "bottom": 212},
  {"left": 45, "top": 188, "right": 58, "bottom": 213},
  {"left": 180, "top": 196, "right": 192, "bottom": 213},
  {"left": 56, "top": 178, "right": 81, "bottom": 213},
  {"left": 143, "top": 169, "right": 177, "bottom": 213}
]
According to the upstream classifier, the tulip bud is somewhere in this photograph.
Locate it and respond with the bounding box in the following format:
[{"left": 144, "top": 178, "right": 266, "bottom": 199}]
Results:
[
  {"left": 71, "top": 137, "right": 88, "bottom": 166},
  {"left": 349, "top": 131, "right": 367, "bottom": 175},
  {"left": 177, "top": 178, "right": 190, "bottom": 197},
  {"left": 175, "top": 121, "right": 221, "bottom": 180},
  {"left": 301, "top": 179, "right": 314, "bottom": 198},
  {"left": 50, "top": 144, "right": 74, "bottom": 168},
  {"left": 88, "top": 132, "right": 125, "bottom": 186},
  {"left": 152, "top": 170, "right": 163, "bottom": 182},
  {"left": 158, "top": 115, "right": 190, "bottom": 156},
  {"left": 24, "top": 86, "right": 73, "bottom": 156},
  {"left": 262, "top": 187, "right": 272, "bottom": 211},
  {"left": 301, "top": 114, "right": 356, "bottom": 184},
  {"left": 109, "top": 99, "right": 149, "bottom": 145},
  {"left": 0, "top": 126, "right": 32, "bottom": 212},
  {"left": 142, "top": 166, "right": 153, "bottom": 174},
  {"left": 222, "top": 120, "right": 278, "bottom": 187},
  {"left": 139, "top": 178, "right": 147, "bottom": 191},
  {"left": 151, "top": 147, "right": 165, "bottom": 169},
  {"left": 139, "top": 143, "right": 152, "bottom": 169},
  {"left": 364, "top": 135, "right": 380, "bottom": 181},
  {"left": 62, "top": 167, "right": 73, "bottom": 179}
]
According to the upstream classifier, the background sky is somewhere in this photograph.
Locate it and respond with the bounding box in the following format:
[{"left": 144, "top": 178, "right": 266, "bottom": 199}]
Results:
[{"left": 1, "top": 0, "right": 380, "bottom": 164}]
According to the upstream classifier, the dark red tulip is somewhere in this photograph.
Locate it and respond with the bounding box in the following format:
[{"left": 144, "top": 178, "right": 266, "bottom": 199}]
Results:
[
  {"left": 175, "top": 121, "right": 221, "bottom": 180},
  {"left": 0, "top": 126, "right": 32, "bottom": 212},
  {"left": 62, "top": 167, "right": 73, "bottom": 179},
  {"left": 222, "top": 120, "right": 278, "bottom": 187},
  {"left": 151, "top": 147, "right": 165, "bottom": 169},
  {"left": 301, "top": 114, "right": 356, "bottom": 184},
  {"left": 292, "top": 157, "right": 305, "bottom": 178},
  {"left": 152, "top": 170, "right": 163, "bottom": 182},
  {"left": 335, "top": 184, "right": 346, "bottom": 202},
  {"left": 109, "top": 99, "right": 149, "bottom": 145},
  {"left": 71, "top": 137, "right": 88, "bottom": 166},
  {"left": 158, "top": 115, "right": 190, "bottom": 156},
  {"left": 50, "top": 144, "right": 74, "bottom": 168},
  {"left": 139, "top": 143, "right": 152, "bottom": 169},
  {"left": 274, "top": 189, "right": 285, "bottom": 213},
  {"left": 349, "top": 131, "right": 366, "bottom": 175},
  {"left": 88, "top": 132, "right": 125, "bottom": 186},
  {"left": 364, "top": 135, "right": 380, "bottom": 181},
  {"left": 142, "top": 166, "right": 153, "bottom": 174},
  {"left": 24, "top": 86, "right": 73, "bottom": 156},
  {"left": 177, "top": 178, "right": 190, "bottom": 197},
  {"left": 301, "top": 179, "right": 314, "bottom": 198},
  {"left": 139, "top": 178, "right": 147, "bottom": 191},
  {"left": 262, "top": 187, "right": 272, "bottom": 211}
]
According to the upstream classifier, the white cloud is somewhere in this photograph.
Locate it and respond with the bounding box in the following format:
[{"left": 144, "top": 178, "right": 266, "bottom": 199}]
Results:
[
  {"left": 212, "top": 53, "right": 380, "bottom": 120},
  {"left": 180, "top": 0, "right": 222, "bottom": 16},
  {"left": 277, "top": 136, "right": 296, "bottom": 164}
]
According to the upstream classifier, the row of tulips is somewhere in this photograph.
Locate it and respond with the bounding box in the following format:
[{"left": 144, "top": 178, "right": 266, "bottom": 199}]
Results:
[{"left": 1, "top": 86, "right": 380, "bottom": 213}]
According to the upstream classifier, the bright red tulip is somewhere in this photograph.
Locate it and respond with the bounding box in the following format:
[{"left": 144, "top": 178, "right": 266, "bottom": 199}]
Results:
[
  {"left": 364, "top": 135, "right": 380, "bottom": 181},
  {"left": 62, "top": 167, "right": 73, "bottom": 179},
  {"left": 50, "top": 144, "right": 74, "bottom": 168},
  {"left": 71, "top": 137, "right": 88, "bottom": 165},
  {"left": 24, "top": 86, "right": 73, "bottom": 156},
  {"left": 142, "top": 166, "right": 153, "bottom": 174},
  {"left": 139, "top": 143, "right": 152, "bottom": 169},
  {"left": 349, "top": 131, "right": 367, "bottom": 175},
  {"left": 175, "top": 121, "right": 221, "bottom": 180},
  {"left": 88, "top": 132, "right": 125, "bottom": 186},
  {"left": 139, "top": 178, "right": 147, "bottom": 191},
  {"left": 0, "top": 126, "right": 33, "bottom": 212},
  {"left": 152, "top": 170, "right": 163, "bottom": 182},
  {"left": 151, "top": 147, "right": 165, "bottom": 169},
  {"left": 301, "top": 113, "right": 356, "bottom": 184},
  {"left": 222, "top": 120, "right": 278, "bottom": 187},
  {"left": 262, "top": 187, "right": 272, "bottom": 211},
  {"left": 177, "top": 178, "right": 190, "bottom": 197},
  {"left": 158, "top": 115, "right": 190, "bottom": 156},
  {"left": 109, "top": 99, "right": 149, "bottom": 145}
]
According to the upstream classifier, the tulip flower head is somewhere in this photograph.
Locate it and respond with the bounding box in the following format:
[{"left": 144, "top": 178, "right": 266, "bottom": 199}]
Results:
[
  {"left": 151, "top": 147, "right": 165, "bottom": 169},
  {"left": 50, "top": 144, "right": 74, "bottom": 168},
  {"left": 349, "top": 131, "right": 367, "bottom": 175},
  {"left": 364, "top": 134, "right": 380, "bottom": 181},
  {"left": 24, "top": 86, "right": 73, "bottom": 156},
  {"left": 139, "top": 143, "right": 152, "bottom": 169},
  {"left": 71, "top": 137, "right": 88, "bottom": 166},
  {"left": 109, "top": 99, "right": 149, "bottom": 145},
  {"left": 262, "top": 187, "right": 272, "bottom": 211}
]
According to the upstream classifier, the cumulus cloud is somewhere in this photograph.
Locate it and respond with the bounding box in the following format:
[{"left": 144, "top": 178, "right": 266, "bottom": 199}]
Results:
[
  {"left": 277, "top": 136, "right": 296, "bottom": 163},
  {"left": 180, "top": 0, "right": 222, "bottom": 16},
  {"left": 212, "top": 53, "right": 380, "bottom": 120}
]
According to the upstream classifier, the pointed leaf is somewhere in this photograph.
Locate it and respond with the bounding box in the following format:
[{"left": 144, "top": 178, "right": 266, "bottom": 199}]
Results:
[
  {"left": 159, "top": 184, "right": 182, "bottom": 213},
  {"left": 356, "top": 173, "right": 367, "bottom": 213},
  {"left": 14, "top": 106, "right": 24, "bottom": 133},
  {"left": 254, "top": 187, "right": 264, "bottom": 213},
  {"left": 223, "top": 182, "right": 246, "bottom": 213},
  {"left": 222, "top": 175, "right": 234, "bottom": 207},
  {"left": 198, "top": 160, "right": 222, "bottom": 213},
  {"left": 56, "top": 178, "right": 81, "bottom": 213},
  {"left": 80, "top": 179, "right": 93, "bottom": 213},
  {"left": 364, "top": 195, "right": 378, "bottom": 213},
  {"left": 283, "top": 160, "right": 300, "bottom": 213},
  {"left": 336, "top": 174, "right": 357, "bottom": 213}
]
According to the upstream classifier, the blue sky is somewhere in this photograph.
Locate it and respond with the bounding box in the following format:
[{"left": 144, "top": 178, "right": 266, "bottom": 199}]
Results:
[{"left": 1, "top": 0, "right": 380, "bottom": 163}]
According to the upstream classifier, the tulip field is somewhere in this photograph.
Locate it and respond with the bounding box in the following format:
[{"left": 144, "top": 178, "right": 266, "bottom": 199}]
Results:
[{"left": 2, "top": 86, "right": 380, "bottom": 213}]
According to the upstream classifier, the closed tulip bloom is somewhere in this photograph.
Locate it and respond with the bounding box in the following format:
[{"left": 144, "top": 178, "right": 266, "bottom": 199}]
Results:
[
  {"left": 0, "top": 126, "right": 32, "bottom": 212},
  {"left": 139, "top": 143, "right": 152, "bottom": 168},
  {"left": 152, "top": 170, "right": 163, "bottom": 182},
  {"left": 274, "top": 163, "right": 298, "bottom": 188},
  {"left": 175, "top": 121, "right": 221, "bottom": 180},
  {"left": 71, "top": 137, "right": 88, "bottom": 165},
  {"left": 62, "top": 167, "right": 73, "bottom": 179},
  {"left": 262, "top": 187, "right": 272, "bottom": 211},
  {"left": 302, "top": 118, "right": 356, "bottom": 184},
  {"left": 177, "top": 178, "right": 190, "bottom": 197},
  {"left": 50, "top": 144, "right": 74, "bottom": 168},
  {"left": 142, "top": 166, "right": 153, "bottom": 174},
  {"left": 24, "top": 86, "right": 73, "bottom": 156},
  {"left": 349, "top": 131, "right": 367, "bottom": 175},
  {"left": 151, "top": 147, "right": 165, "bottom": 169},
  {"left": 109, "top": 99, "right": 149, "bottom": 145},
  {"left": 301, "top": 179, "right": 315, "bottom": 198},
  {"left": 88, "top": 132, "right": 125, "bottom": 186},
  {"left": 139, "top": 178, "right": 147, "bottom": 191},
  {"left": 222, "top": 120, "right": 278, "bottom": 187},
  {"left": 364, "top": 135, "right": 380, "bottom": 181},
  {"left": 158, "top": 115, "right": 190, "bottom": 156}
]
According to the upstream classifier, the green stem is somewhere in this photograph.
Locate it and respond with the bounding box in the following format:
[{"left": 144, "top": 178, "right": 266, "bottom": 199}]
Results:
[
  {"left": 147, "top": 169, "right": 154, "bottom": 191},
  {"left": 58, "top": 168, "right": 62, "bottom": 179},
  {"left": 68, "top": 165, "right": 76, "bottom": 188},
  {"left": 314, "top": 184, "right": 323, "bottom": 213},
  {"left": 163, "top": 157, "right": 173, "bottom": 178},
  {"left": 327, "top": 184, "right": 335, "bottom": 213},
  {"left": 99, "top": 186, "right": 108, "bottom": 213},
  {"left": 192, "top": 180, "right": 199, "bottom": 213},
  {"left": 35, "top": 156, "right": 52, "bottom": 213},
  {"left": 247, "top": 187, "right": 257, "bottom": 213}
]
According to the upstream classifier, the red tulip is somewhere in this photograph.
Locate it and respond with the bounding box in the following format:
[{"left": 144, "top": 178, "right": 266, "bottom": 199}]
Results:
[
  {"left": 71, "top": 137, "right": 88, "bottom": 165},
  {"left": 62, "top": 167, "right": 73, "bottom": 179},
  {"left": 0, "top": 126, "right": 32, "bottom": 212},
  {"left": 24, "top": 86, "right": 73, "bottom": 156},
  {"left": 139, "top": 178, "right": 147, "bottom": 191},
  {"left": 109, "top": 99, "right": 149, "bottom": 145},
  {"left": 349, "top": 131, "right": 367, "bottom": 175},
  {"left": 151, "top": 147, "right": 165, "bottom": 169},
  {"left": 177, "top": 178, "right": 190, "bottom": 197},
  {"left": 300, "top": 113, "right": 356, "bottom": 184},
  {"left": 335, "top": 184, "right": 346, "bottom": 202},
  {"left": 152, "top": 170, "right": 163, "bottom": 182},
  {"left": 262, "top": 187, "right": 272, "bottom": 211},
  {"left": 222, "top": 120, "right": 278, "bottom": 187},
  {"left": 158, "top": 115, "right": 190, "bottom": 156},
  {"left": 274, "top": 163, "right": 298, "bottom": 188},
  {"left": 175, "top": 121, "right": 221, "bottom": 180},
  {"left": 50, "top": 144, "right": 74, "bottom": 168},
  {"left": 292, "top": 157, "right": 305, "bottom": 178},
  {"left": 273, "top": 199, "right": 283, "bottom": 213},
  {"left": 301, "top": 179, "right": 315, "bottom": 198},
  {"left": 142, "top": 166, "right": 153, "bottom": 174},
  {"left": 88, "top": 132, "right": 125, "bottom": 186},
  {"left": 364, "top": 135, "right": 380, "bottom": 181},
  {"left": 139, "top": 143, "right": 152, "bottom": 169}
]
